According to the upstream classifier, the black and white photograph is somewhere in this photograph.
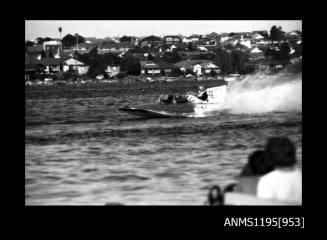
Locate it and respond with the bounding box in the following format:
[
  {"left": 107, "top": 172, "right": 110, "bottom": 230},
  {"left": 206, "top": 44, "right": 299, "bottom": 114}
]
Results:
[{"left": 25, "top": 20, "right": 302, "bottom": 206}]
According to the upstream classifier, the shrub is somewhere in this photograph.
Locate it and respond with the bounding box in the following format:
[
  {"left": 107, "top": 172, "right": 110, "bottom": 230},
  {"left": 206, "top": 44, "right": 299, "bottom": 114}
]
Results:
[
  {"left": 169, "top": 68, "right": 183, "bottom": 77},
  {"left": 116, "top": 72, "right": 126, "bottom": 79}
]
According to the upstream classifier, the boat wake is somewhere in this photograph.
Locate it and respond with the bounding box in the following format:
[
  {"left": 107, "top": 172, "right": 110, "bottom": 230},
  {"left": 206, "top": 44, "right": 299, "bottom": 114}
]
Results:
[{"left": 223, "top": 73, "right": 302, "bottom": 114}]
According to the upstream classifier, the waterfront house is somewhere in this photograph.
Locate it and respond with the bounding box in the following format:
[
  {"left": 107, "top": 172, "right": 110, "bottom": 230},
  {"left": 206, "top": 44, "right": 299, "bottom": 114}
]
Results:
[
  {"left": 140, "top": 61, "right": 161, "bottom": 75},
  {"left": 193, "top": 62, "right": 220, "bottom": 76},
  {"left": 156, "top": 61, "right": 175, "bottom": 74},
  {"left": 63, "top": 58, "right": 89, "bottom": 75},
  {"left": 174, "top": 59, "right": 213, "bottom": 72}
]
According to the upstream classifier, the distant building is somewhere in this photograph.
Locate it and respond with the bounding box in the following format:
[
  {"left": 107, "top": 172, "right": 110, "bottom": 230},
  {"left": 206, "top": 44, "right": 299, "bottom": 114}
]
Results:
[
  {"left": 38, "top": 58, "right": 62, "bottom": 73},
  {"left": 246, "top": 58, "right": 283, "bottom": 72},
  {"left": 164, "top": 35, "right": 182, "bottom": 45},
  {"left": 25, "top": 55, "right": 44, "bottom": 80},
  {"left": 174, "top": 59, "right": 213, "bottom": 71},
  {"left": 193, "top": 62, "right": 220, "bottom": 76},
  {"left": 156, "top": 61, "right": 175, "bottom": 74},
  {"left": 140, "top": 61, "right": 161, "bottom": 75},
  {"left": 98, "top": 42, "right": 134, "bottom": 54}
]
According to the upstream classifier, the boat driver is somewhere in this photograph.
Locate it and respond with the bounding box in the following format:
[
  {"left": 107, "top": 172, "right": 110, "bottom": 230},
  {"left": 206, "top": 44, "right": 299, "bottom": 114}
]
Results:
[{"left": 198, "top": 86, "right": 208, "bottom": 101}]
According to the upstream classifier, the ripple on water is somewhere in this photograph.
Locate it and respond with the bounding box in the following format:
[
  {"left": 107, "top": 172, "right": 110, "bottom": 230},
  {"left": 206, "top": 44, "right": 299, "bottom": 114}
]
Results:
[{"left": 101, "top": 174, "right": 151, "bottom": 182}]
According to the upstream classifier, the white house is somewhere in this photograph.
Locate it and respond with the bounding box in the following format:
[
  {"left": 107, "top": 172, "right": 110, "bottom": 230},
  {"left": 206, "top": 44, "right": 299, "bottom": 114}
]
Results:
[
  {"left": 63, "top": 58, "right": 89, "bottom": 74},
  {"left": 249, "top": 47, "right": 264, "bottom": 60},
  {"left": 140, "top": 61, "right": 161, "bottom": 75},
  {"left": 193, "top": 62, "right": 220, "bottom": 76},
  {"left": 197, "top": 46, "right": 208, "bottom": 52},
  {"left": 105, "top": 65, "right": 120, "bottom": 77}
]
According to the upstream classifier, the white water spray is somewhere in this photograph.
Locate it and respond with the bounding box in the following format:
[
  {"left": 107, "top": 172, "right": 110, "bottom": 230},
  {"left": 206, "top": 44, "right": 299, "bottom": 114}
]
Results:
[{"left": 223, "top": 73, "right": 302, "bottom": 114}]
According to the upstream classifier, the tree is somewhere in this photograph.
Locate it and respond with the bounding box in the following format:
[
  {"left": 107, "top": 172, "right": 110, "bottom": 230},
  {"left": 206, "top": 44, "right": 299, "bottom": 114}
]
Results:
[
  {"left": 230, "top": 50, "right": 250, "bottom": 74},
  {"left": 89, "top": 47, "right": 98, "bottom": 60},
  {"left": 48, "top": 49, "right": 54, "bottom": 58},
  {"left": 36, "top": 37, "right": 53, "bottom": 44},
  {"left": 41, "top": 50, "right": 47, "bottom": 59},
  {"left": 120, "top": 36, "right": 132, "bottom": 42},
  {"left": 270, "top": 25, "right": 285, "bottom": 43},
  {"left": 62, "top": 34, "right": 85, "bottom": 48},
  {"left": 120, "top": 56, "right": 141, "bottom": 75},
  {"left": 88, "top": 57, "right": 107, "bottom": 78},
  {"left": 101, "top": 53, "right": 121, "bottom": 65},
  {"left": 191, "top": 53, "right": 215, "bottom": 61},
  {"left": 147, "top": 52, "right": 154, "bottom": 61},
  {"left": 214, "top": 47, "right": 232, "bottom": 74},
  {"left": 264, "top": 42, "right": 291, "bottom": 65},
  {"left": 163, "top": 51, "right": 182, "bottom": 63},
  {"left": 264, "top": 48, "right": 279, "bottom": 59},
  {"left": 25, "top": 41, "right": 35, "bottom": 47},
  {"left": 277, "top": 42, "right": 291, "bottom": 64},
  {"left": 141, "top": 35, "right": 161, "bottom": 43},
  {"left": 187, "top": 42, "right": 196, "bottom": 51},
  {"left": 169, "top": 68, "right": 183, "bottom": 77},
  {"left": 209, "top": 70, "right": 217, "bottom": 77}
]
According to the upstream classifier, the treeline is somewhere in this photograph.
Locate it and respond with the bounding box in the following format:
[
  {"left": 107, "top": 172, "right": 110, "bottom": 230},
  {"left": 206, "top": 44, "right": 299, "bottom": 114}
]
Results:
[{"left": 25, "top": 34, "right": 86, "bottom": 49}]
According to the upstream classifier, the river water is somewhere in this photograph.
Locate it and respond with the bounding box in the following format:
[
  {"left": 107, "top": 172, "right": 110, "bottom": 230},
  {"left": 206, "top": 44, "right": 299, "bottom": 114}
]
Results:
[{"left": 25, "top": 79, "right": 302, "bottom": 205}]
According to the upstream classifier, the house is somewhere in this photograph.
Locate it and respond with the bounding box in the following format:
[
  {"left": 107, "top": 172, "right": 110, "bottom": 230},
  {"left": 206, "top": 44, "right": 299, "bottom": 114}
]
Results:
[
  {"left": 164, "top": 35, "right": 182, "bottom": 45},
  {"left": 63, "top": 58, "right": 89, "bottom": 75},
  {"left": 246, "top": 58, "right": 283, "bottom": 72},
  {"left": 39, "top": 58, "right": 62, "bottom": 73},
  {"left": 98, "top": 42, "right": 134, "bottom": 54},
  {"left": 223, "top": 36, "right": 241, "bottom": 46},
  {"left": 164, "top": 44, "right": 177, "bottom": 52},
  {"left": 26, "top": 45, "right": 44, "bottom": 54},
  {"left": 249, "top": 47, "right": 264, "bottom": 60},
  {"left": 193, "top": 62, "right": 220, "bottom": 76},
  {"left": 126, "top": 47, "right": 149, "bottom": 60},
  {"left": 140, "top": 61, "right": 161, "bottom": 75},
  {"left": 286, "top": 31, "right": 302, "bottom": 40},
  {"left": 218, "top": 33, "right": 231, "bottom": 43},
  {"left": 25, "top": 55, "right": 44, "bottom": 80},
  {"left": 197, "top": 46, "right": 208, "bottom": 52},
  {"left": 156, "top": 61, "right": 175, "bottom": 74},
  {"left": 187, "top": 34, "right": 202, "bottom": 42},
  {"left": 105, "top": 65, "right": 120, "bottom": 77},
  {"left": 26, "top": 56, "right": 62, "bottom": 75},
  {"left": 174, "top": 59, "right": 213, "bottom": 71}
]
